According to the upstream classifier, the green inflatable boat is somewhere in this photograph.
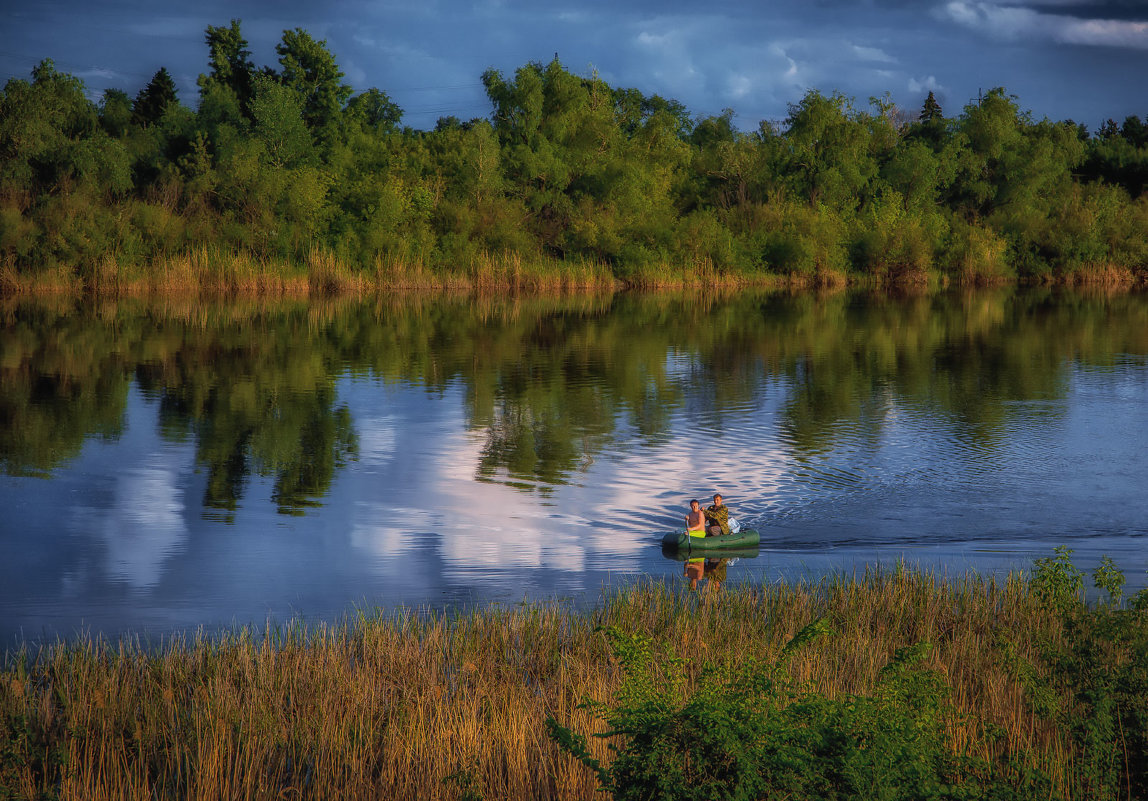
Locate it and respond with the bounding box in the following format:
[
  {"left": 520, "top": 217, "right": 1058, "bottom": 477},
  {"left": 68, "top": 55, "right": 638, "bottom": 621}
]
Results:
[
  {"left": 660, "top": 543, "right": 760, "bottom": 562},
  {"left": 662, "top": 529, "right": 760, "bottom": 552}
]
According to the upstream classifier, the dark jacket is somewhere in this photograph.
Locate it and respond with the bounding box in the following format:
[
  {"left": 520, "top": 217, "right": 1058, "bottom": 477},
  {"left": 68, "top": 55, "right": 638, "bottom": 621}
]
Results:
[{"left": 704, "top": 503, "right": 729, "bottom": 535}]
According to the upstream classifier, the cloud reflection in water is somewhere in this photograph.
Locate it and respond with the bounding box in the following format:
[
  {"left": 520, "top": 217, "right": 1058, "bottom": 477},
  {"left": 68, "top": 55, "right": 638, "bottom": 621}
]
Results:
[{"left": 74, "top": 454, "right": 190, "bottom": 590}]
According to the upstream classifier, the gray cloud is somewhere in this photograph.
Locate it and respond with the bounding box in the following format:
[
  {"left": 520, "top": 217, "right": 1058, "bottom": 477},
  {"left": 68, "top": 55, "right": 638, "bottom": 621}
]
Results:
[
  {"left": 941, "top": 1, "right": 1148, "bottom": 48},
  {"left": 1, "top": 0, "right": 1145, "bottom": 131}
]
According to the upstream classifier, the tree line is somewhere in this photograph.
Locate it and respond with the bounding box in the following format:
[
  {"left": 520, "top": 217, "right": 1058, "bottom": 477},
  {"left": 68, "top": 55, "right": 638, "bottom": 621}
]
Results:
[{"left": 1, "top": 19, "right": 1147, "bottom": 290}]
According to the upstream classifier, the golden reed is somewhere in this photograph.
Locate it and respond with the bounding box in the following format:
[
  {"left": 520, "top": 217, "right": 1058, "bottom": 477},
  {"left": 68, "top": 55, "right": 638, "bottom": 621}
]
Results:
[
  {"left": 3, "top": 246, "right": 1143, "bottom": 299},
  {"left": 0, "top": 568, "right": 1093, "bottom": 800}
]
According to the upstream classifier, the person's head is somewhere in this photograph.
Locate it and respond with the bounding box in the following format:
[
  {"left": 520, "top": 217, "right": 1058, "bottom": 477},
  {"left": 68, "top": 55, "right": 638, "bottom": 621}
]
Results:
[
  {"left": 713, "top": 493, "right": 723, "bottom": 504},
  {"left": 690, "top": 499, "right": 700, "bottom": 510}
]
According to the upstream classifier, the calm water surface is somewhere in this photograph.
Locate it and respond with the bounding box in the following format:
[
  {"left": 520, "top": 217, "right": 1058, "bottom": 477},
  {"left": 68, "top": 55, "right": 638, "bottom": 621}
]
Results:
[{"left": 1, "top": 289, "right": 1146, "bottom": 644}]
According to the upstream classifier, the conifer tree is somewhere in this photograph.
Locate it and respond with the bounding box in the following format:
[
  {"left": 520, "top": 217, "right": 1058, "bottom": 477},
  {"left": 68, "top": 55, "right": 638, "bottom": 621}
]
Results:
[
  {"left": 1098, "top": 119, "right": 1120, "bottom": 139},
  {"left": 1121, "top": 115, "right": 1147, "bottom": 148},
  {"left": 921, "top": 91, "right": 943, "bottom": 122},
  {"left": 131, "top": 67, "right": 178, "bottom": 127},
  {"left": 910, "top": 90, "right": 948, "bottom": 150}
]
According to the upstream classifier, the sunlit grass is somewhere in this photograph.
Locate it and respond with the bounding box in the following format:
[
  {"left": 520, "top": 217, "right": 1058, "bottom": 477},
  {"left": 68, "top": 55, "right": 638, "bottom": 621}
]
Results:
[
  {"left": 3, "top": 565, "right": 1120, "bottom": 799},
  {"left": 2, "top": 244, "right": 1144, "bottom": 300},
  {"left": 0, "top": 248, "right": 625, "bottom": 298},
  {"left": 1058, "top": 262, "right": 1141, "bottom": 288}
]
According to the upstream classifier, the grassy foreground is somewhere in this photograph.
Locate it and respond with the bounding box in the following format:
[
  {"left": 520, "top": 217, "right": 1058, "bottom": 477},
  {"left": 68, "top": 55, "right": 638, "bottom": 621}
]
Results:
[{"left": 2, "top": 553, "right": 1146, "bottom": 800}]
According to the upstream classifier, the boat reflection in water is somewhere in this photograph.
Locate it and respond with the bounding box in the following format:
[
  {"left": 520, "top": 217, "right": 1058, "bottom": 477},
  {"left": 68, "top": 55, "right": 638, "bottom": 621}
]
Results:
[{"left": 661, "top": 543, "right": 760, "bottom": 591}]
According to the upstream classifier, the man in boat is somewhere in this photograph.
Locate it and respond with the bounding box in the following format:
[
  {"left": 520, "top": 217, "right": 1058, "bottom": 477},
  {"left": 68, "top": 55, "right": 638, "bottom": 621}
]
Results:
[
  {"left": 704, "top": 493, "right": 730, "bottom": 536},
  {"left": 685, "top": 499, "right": 705, "bottom": 535}
]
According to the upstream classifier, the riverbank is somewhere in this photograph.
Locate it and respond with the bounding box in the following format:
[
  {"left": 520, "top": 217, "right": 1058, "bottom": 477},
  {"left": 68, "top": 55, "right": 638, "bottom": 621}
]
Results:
[
  {"left": 2, "top": 555, "right": 1145, "bottom": 800},
  {"left": 0, "top": 248, "right": 622, "bottom": 297},
  {"left": 3, "top": 247, "right": 1146, "bottom": 299}
]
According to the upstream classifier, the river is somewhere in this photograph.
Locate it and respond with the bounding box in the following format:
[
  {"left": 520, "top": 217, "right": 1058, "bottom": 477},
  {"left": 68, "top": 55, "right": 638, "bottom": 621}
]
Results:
[{"left": 1, "top": 288, "right": 1145, "bottom": 645}]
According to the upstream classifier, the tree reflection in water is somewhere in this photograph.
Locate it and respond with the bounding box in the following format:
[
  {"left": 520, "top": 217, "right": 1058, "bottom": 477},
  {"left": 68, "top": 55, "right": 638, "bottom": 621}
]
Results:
[{"left": 1, "top": 289, "right": 1145, "bottom": 517}]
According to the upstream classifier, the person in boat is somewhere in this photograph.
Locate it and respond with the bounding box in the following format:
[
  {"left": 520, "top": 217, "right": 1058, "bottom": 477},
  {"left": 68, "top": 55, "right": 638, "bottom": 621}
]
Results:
[
  {"left": 704, "top": 493, "right": 730, "bottom": 536},
  {"left": 685, "top": 499, "right": 706, "bottom": 535}
]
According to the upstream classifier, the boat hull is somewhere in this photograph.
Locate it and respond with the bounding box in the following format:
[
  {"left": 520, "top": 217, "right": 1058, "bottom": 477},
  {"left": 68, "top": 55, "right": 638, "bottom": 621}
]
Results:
[
  {"left": 661, "top": 529, "right": 760, "bottom": 551},
  {"left": 661, "top": 544, "right": 759, "bottom": 562}
]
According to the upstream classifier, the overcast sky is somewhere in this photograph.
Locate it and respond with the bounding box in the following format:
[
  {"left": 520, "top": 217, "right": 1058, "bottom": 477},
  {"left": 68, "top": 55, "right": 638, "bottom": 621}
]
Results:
[{"left": 2, "top": 0, "right": 1146, "bottom": 132}]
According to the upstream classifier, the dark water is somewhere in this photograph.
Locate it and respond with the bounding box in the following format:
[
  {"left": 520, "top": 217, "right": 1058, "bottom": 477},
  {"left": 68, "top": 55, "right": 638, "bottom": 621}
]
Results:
[{"left": 2, "top": 289, "right": 1146, "bottom": 645}]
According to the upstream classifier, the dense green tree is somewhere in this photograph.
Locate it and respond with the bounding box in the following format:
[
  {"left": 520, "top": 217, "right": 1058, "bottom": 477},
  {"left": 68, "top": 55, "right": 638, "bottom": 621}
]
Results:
[
  {"left": 690, "top": 109, "right": 737, "bottom": 149},
  {"left": 1, "top": 60, "right": 97, "bottom": 191},
  {"left": 198, "top": 19, "right": 255, "bottom": 115},
  {"left": 1083, "top": 136, "right": 1148, "bottom": 199},
  {"left": 275, "top": 28, "right": 352, "bottom": 142},
  {"left": 780, "top": 91, "right": 876, "bottom": 209},
  {"left": 250, "top": 73, "right": 314, "bottom": 169},
  {"left": 0, "top": 60, "right": 133, "bottom": 279},
  {"left": 98, "top": 88, "right": 133, "bottom": 137},
  {"left": 346, "top": 87, "right": 402, "bottom": 135},
  {"left": 613, "top": 88, "right": 692, "bottom": 139},
  {"left": 1, "top": 25, "right": 1146, "bottom": 287},
  {"left": 945, "top": 90, "right": 1086, "bottom": 275},
  {"left": 480, "top": 58, "right": 693, "bottom": 266},
  {"left": 1081, "top": 114, "right": 1148, "bottom": 199}
]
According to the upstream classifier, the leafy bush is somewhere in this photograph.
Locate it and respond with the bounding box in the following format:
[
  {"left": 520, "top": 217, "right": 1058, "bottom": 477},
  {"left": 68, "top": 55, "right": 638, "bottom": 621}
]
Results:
[
  {"left": 943, "top": 220, "right": 1012, "bottom": 283},
  {"left": 548, "top": 621, "right": 1028, "bottom": 800},
  {"left": 1017, "top": 551, "right": 1148, "bottom": 800},
  {"left": 1029, "top": 546, "right": 1084, "bottom": 614}
]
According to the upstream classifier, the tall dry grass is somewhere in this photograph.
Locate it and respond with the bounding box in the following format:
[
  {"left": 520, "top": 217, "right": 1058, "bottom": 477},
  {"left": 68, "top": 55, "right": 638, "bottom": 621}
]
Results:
[
  {"left": 0, "top": 248, "right": 624, "bottom": 300},
  {"left": 2, "top": 246, "right": 1145, "bottom": 300},
  {"left": 1058, "top": 262, "right": 1144, "bottom": 288},
  {"left": 0, "top": 569, "right": 1086, "bottom": 799}
]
